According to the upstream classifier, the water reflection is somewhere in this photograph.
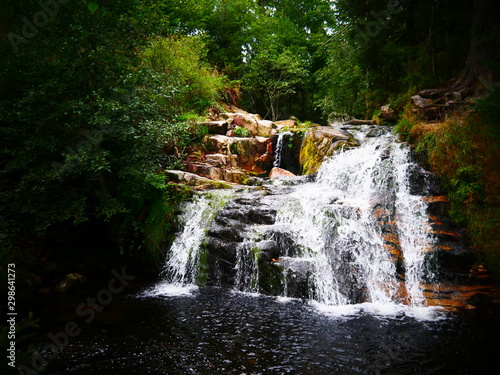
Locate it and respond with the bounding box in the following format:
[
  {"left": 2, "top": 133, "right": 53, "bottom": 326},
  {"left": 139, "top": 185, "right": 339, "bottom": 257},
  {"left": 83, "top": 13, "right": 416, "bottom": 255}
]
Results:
[{"left": 44, "top": 286, "right": 498, "bottom": 374}]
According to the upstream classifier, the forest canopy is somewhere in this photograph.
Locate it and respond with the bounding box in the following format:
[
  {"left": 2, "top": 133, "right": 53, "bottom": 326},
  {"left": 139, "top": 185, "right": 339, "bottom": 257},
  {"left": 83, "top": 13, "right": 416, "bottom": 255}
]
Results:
[{"left": 1, "top": 0, "right": 499, "bottom": 265}]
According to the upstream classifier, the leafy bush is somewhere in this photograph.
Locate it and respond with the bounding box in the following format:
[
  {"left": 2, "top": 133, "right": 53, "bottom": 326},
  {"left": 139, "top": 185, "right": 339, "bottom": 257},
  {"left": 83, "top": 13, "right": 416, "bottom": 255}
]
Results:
[
  {"left": 142, "top": 35, "right": 224, "bottom": 115},
  {"left": 234, "top": 126, "right": 250, "bottom": 137}
]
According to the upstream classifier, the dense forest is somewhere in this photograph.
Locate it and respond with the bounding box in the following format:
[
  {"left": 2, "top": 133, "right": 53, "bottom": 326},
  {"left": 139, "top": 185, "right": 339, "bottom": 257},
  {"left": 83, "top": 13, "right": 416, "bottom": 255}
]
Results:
[{"left": 1, "top": 0, "right": 500, "bottom": 328}]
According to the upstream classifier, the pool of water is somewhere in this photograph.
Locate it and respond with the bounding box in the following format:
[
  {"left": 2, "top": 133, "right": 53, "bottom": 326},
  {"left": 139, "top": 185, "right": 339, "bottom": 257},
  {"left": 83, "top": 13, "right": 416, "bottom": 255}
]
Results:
[{"left": 42, "top": 285, "right": 499, "bottom": 374}]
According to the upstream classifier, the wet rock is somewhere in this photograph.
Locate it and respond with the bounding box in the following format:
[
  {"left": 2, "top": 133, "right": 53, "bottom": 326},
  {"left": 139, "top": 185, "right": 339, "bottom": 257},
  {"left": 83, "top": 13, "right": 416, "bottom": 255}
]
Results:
[
  {"left": 255, "top": 241, "right": 280, "bottom": 262},
  {"left": 245, "top": 177, "right": 264, "bottom": 186},
  {"left": 300, "top": 126, "right": 359, "bottom": 175},
  {"left": 465, "top": 293, "right": 495, "bottom": 314},
  {"left": 407, "top": 164, "right": 441, "bottom": 196},
  {"left": 208, "top": 225, "right": 245, "bottom": 242},
  {"left": 343, "top": 119, "right": 376, "bottom": 125},
  {"left": 204, "top": 238, "right": 237, "bottom": 286}
]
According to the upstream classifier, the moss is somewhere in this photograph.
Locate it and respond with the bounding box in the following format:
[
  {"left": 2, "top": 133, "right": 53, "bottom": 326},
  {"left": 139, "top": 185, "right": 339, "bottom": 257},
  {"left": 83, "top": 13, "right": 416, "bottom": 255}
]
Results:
[
  {"left": 195, "top": 240, "right": 209, "bottom": 286},
  {"left": 258, "top": 263, "right": 284, "bottom": 295},
  {"left": 299, "top": 135, "right": 323, "bottom": 175},
  {"left": 230, "top": 142, "right": 244, "bottom": 155},
  {"left": 250, "top": 246, "right": 261, "bottom": 261}
]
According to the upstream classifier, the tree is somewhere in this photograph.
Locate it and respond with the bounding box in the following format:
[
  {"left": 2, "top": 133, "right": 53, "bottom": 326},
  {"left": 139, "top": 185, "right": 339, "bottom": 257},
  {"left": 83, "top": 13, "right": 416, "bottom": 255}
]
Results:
[{"left": 0, "top": 1, "right": 220, "bottom": 256}]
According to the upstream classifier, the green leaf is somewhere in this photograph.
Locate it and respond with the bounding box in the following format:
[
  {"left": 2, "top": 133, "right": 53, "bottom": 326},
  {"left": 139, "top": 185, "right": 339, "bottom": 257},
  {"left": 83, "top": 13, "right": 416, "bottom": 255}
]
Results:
[{"left": 88, "top": 2, "right": 99, "bottom": 14}]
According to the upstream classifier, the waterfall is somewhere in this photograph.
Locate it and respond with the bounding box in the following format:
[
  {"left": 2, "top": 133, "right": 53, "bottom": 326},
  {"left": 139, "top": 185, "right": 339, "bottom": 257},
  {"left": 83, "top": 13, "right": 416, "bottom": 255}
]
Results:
[
  {"left": 151, "top": 125, "right": 442, "bottom": 317},
  {"left": 273, "top": 131, "right": 293, "bottom": 168},
  {"left": 147, "top": 190, "right": 233, "bottom": 296}
]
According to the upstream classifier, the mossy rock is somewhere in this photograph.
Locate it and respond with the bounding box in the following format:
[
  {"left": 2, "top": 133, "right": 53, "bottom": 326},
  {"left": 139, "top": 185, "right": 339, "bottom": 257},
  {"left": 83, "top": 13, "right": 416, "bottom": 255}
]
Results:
[{"left": 299, "top": 126, "right": 359, "bottom": 175}]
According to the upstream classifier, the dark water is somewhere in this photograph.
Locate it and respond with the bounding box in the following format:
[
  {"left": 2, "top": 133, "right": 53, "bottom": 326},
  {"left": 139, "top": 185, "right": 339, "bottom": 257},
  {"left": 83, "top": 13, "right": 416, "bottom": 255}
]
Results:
[{"left": 41, "top": 285, "right": 499, "bottom": 375}]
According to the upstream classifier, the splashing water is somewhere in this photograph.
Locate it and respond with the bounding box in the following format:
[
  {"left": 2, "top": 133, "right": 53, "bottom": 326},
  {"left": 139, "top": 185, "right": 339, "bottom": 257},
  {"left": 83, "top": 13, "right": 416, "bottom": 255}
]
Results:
[
  {"left": 151, "top": 190, "right": 233, "bottom": 295},
  {"left": 150, "top": 126, "right": 443, "bottom": 318}
]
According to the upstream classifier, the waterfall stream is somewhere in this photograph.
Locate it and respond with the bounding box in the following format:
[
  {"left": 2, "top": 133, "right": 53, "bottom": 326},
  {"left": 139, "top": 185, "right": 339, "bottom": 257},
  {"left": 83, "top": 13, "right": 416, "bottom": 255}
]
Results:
[
  {"left": 46, "top": 125, "right": 496, "bottom": 374},
  {"left": 149, "top": 125, "right": 444, "bottom": 319},
  {"left": 273, "top": 131, "right": 293, "bottom": 168}
]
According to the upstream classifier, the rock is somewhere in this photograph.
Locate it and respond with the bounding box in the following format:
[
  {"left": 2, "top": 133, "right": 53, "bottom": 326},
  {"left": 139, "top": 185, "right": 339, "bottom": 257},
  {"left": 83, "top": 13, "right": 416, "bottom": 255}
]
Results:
[
  {"left": 465, "top": 293, "right": 495, "bottom": 314},
  {"left": 380, "top": 105, "right": 397, "bottom": 122},
  {"left": 202, "top": 120, "right": 228, "bottom": 135},
  {"left": 205, "top": 153, "right": 237, "bottom": 168},
  {"left": 257, "top": 120, "right": 274, "bottom": 137},
  {"left": 166, "top": 170, "right": 231, "bottom": 188},
  {"left": 255, "top": 240, "right": 280, "bottom": 262},
  {"left": 245, "top": 177, "right": 264, "bottom": 186},
  {"left": 344, "top": 119, "right": 375, "bottom": 125},
  {"left": 274, "top": 119, "right": 296, "bottom": 131},
  {"left": 269, "top": 167, "right": 296, "bottom": 178},
  {"left": 55, "top": 273, "right": 86, "bottom": 293},
  {"left": 232, "top": 114, "right": 259, "bottom": 136},
  {"left": 224, "top": 168, "right": 247, "bottom": 184},
  {"left": 203, "top": 135, "right": 271, "bottom": 173},
  {"left": 411, "top": 95, "right": 433, "bottom": 108},
  {"left": 186, "top": 163, "right": 224, "bottom": 180},
  {"left": 299, "top": 126, "right": 359, "bottom": 175}
]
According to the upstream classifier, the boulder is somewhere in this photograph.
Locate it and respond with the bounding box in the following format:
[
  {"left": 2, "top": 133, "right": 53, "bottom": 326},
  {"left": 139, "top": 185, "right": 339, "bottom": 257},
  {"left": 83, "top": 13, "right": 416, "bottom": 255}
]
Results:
[
  {"left": 202, "top": 120, "right": 228, "bottom": 135},
  {"left": 411, "top": 95, "right": 433, "bottom": 108},
  {"left": 380, "top": 105, "right": 397, "bottom": 122},
  {"left": 165, "top": 170, "right": 230, "bottom": 188},
  {"left": 344, "top": 119, "right": 375, "bottom": 125},
  {"left": 232, "top": 113, "right": 260, "bottom": 136},
  {"left": 257, "top": 120, "right": 274, "bottom": 137},
  {"left": 224, "top": 168, "right": 248, "bottom": 184},
  {"left": 269, "top": 167, "right": 296, "bottom": 178},
  {"left": 274, "top": 119, "right": 296, "bottom": 131},
  {"left": 299, "top": 126, "right": 359, "bottom": 175},
  {"left": 203, "top": 135, "right": 271, "bottom": 172}
]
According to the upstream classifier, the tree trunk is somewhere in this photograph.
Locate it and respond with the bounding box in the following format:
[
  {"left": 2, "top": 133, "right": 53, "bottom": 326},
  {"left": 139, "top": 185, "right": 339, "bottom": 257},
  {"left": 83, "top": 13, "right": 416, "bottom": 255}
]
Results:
[{"left": 450, "top": 0, "right": 498, "bottom": 96}]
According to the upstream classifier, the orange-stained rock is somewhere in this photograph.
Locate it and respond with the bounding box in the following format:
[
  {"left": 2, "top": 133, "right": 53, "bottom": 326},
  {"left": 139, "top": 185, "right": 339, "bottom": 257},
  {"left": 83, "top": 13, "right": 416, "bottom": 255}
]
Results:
[{"left": 269, "top": 167, "right": 296, "bottom": 178}]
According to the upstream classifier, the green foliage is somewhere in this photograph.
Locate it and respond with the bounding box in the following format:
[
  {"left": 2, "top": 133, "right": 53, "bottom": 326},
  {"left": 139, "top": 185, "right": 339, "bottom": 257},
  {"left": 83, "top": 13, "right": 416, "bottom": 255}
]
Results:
[
  {"left": 0, "top": 1, "right": 228, "bottom": 262},
  {"left": 395, "top": 117, "right": 416, "bottom": 141},
  {"left": 234, "top": 126, "right": 250, "bottom": 137},
  {"left": 315, "top": 39, "right": 366, "bottom": 118},
  {"left": 399, "top": 115, "right": 500, "bottom": 274},
  {"left": 143, "top": 35, "right": 224, "bottom": 114}
]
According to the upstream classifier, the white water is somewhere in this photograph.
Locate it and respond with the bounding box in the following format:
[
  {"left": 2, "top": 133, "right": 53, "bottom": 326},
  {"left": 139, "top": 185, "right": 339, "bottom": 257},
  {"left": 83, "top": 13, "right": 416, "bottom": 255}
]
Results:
[
  {"left": 149, "top": 126, "right": 444, "bottom": 319},
  {"left": 146, "top": 190, "right": 233, "bottom": 296},
  {"left": 273, "top": 131, "right": 293, "bottom": 168}
]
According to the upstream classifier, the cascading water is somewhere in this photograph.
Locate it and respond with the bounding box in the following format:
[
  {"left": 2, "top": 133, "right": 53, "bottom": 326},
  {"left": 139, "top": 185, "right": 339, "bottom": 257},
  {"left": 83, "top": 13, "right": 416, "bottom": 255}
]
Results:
[
  {"left": 147, "top": 190, "right": 233, "bottom": 296},
  {"left": 273, "top": 131, "right": 293, "bottom": 168},
  {"left": 151, "top": 125, "right": 442, "bottom": 317}
]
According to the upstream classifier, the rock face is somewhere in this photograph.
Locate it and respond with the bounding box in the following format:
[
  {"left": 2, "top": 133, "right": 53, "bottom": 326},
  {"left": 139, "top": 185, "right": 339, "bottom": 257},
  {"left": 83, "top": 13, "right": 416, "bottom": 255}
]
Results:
[
  {"left": 195, "top": 188, "right": 311, "bottom": 298},
  {"left": 185, "top": 109, "right": 279, "bottom": 184},
  {"left": 299, "top": 126, "right": 359, "bottom": 175},
  {"left": 165, "top": 170, "right": 232, "bottom": 188},
  {"left": 187, "top": 134, "right": 273, "bottom": 183}
]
